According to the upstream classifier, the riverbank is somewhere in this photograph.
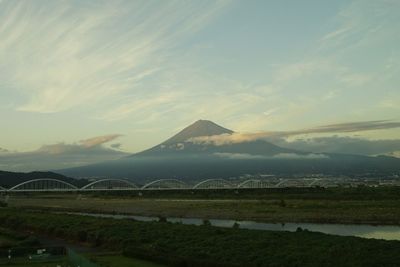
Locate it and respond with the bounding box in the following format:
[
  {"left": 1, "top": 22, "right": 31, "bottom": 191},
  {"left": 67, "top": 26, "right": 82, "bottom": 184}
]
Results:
[{"left": 7, "top": 194, "right": 400, "bottom": 225}]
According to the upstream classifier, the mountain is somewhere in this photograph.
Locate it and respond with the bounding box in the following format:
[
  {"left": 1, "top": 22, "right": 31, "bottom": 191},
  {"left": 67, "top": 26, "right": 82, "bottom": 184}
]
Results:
[
  {"left": 136, "top": 119, "right": 295, "bottom": 157},
  {"left": 0, "top": 170, "right": 87, "bottom": 189},
  {"left": 162, "top": 119, "right": 234, "bottom": 145},
  {"left": 58, "top": 120, "right": 400, "bottom": 182}
]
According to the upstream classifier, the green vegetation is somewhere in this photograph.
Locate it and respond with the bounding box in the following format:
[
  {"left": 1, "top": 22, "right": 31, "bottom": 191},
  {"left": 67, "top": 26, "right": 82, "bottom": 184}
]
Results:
[
  {"left": 0, "top": 201, "right": 7, "bottom": 208},
  {"left": 0, "top": 227, "right": 68, "bottom": 266},
  {"left": 7, "top": 186, "right": 400, "bottom": 225},
  {"left": 88, "top": 253, "right": 166, "bottom": 267},
  {"left": 0, "top": 227, "right": 39, "bottom": 249},
  {"left": 0, "top": 259, "right": 68, "bottom": 267},
  {"left": 1, "top": 209, "right": 400, "bottom": 267}
]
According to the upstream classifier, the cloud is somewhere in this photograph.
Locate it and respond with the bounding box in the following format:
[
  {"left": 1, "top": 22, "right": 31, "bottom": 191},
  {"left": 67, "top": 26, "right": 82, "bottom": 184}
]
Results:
[
  {"left": 319, "top": 0, "right": 400, "bottom": 51},
  {"left": 214, "top": 153, "right": 268, "bottom": 160},
  {"left": 308, "top": 120, "right": 400, "bottom": 133},
  {"left": 378, "top": 95, "right": 400, "bottom": 110},
  {"left": 30, "top": 134, "right": 122, "bottom": 154},
  {"left": 0, "top": 134, "right": 127, "bottom": 172},
  {"left": 272, "top": 153, "right": 329, "bottom": 160},
  {"left": 386, "top": 151, "right": 400, "bottom": 158},
  {"left": 188, "top": 133, "right": 271, "bottom": 146},
  {"left": 110, "top": 143, "right": 122, "bottom": 149},
  {"left": 80, "top": 134, "right": 122, "bottom": 148},
  {"left": 273, "top": 136, "right": 400, "bottom": 157},
  {"left": 0, "top": 1, "right": 231, "bottom": 114},
  {"left": 236, "top": 0, "right": 400, "bottom": 133},
  {"left": 214, "top": 152, "right": 329, "bottom": 160},
  {"left": 98, "top": 92, "right": 181, "bottom": 121},
  {"left": 188, "top": 120, "right": 400, "bottom": 146}
]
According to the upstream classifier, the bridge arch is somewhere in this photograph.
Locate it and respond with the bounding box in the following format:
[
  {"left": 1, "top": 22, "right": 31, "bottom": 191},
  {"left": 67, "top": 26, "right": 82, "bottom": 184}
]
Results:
[
  {"left": 275, "top": 179, "right": 309, "bottom": 188},
  {"left": 81, "top": 179, "right": 138, "bottom": 191},
  {"left": 308, "top": 179, "right": 337, "bottom": 188},
  {"left": 0, "top": 185, "right": 6, "bottom": 191},
  {"left": 141, "top": 179, "right": 188, "bottom": 190},
  {"left": 9, "top": 179, "right": 78, "bottom": 192},
  {"left": 237, "top": 179, "right": 274, "bottom": 189},
  {"left": 193, "top": 179, "right": 233, "bottom": 189}
]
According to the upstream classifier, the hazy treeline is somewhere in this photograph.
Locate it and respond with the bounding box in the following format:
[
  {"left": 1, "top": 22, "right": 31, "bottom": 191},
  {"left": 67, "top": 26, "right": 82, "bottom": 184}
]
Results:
[
  {"left": 86, "top": 186, "right": 400, "bottom": 201},
  {"left": 0, "top": 170, "right": 87, "bottom": 188}
]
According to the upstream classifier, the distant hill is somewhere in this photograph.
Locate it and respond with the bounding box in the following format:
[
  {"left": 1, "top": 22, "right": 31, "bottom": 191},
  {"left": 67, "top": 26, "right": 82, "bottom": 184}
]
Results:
[
  {"left": 0, "top": 170, "right": 87, "bottom": 189},
  {"left": 59, "top": 120, "right": 400, "bottom": 183}
]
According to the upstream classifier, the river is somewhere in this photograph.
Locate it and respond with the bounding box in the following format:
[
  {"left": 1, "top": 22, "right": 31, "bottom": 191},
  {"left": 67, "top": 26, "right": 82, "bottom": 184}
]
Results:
[{"left": 66, "top": 212, "right": 400, "bottom": 241}]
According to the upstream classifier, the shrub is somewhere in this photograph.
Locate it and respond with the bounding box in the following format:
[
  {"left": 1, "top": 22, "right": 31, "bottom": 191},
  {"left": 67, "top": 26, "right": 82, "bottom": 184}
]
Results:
[
  {"left": 0, "top": 200, "right": 7, "bottom": 207},
  {"left": 202, "top": 219, "right": 211, "bottom": 226}
]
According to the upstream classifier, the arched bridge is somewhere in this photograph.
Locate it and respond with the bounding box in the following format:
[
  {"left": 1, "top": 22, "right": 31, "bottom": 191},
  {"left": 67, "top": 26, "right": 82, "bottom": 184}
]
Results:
[
  {"left": 141, "top": 179, "right": 188, "bottom": 190},
  {"left": 193, "top": 179, "right": 233, "bottom": 189},
  {"left": 8, "top": 179, "right": 78, "bottom": 192},
  {"left": 237, "top": 179, "right": 276, "bottom": 189},
  {"left": 81, "top": 179, "right": 138, "bottom": 191},
  {"left": 0, "top": 178, "right": 339, "bottom": 192}
]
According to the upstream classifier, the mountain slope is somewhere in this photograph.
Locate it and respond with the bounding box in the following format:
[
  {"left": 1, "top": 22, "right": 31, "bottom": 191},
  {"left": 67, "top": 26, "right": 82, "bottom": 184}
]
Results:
[
  {"left": 163, "top": 119, "right": 233, "bottom": 144},
  {"left": 135, "top": 119, "right": 294, "bottom": 156},
  {"left": 135, "top": 120, "right": 233, "bottom": 156}
]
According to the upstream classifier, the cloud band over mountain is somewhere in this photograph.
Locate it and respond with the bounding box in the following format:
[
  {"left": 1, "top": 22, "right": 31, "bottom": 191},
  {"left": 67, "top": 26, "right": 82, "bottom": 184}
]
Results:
[{"left": 187, "top": 120, "right": 400, "bottom": 146}]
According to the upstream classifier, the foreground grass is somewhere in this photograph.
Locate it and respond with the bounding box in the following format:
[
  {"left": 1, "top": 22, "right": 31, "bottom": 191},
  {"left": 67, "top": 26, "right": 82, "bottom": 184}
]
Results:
[
  {"left": 0, "top": 254, "right": 161, "bottom": 267},
  {"left": 89, "top": 254, "right": 166, "bottom": 267},
  {"left": 1, "top": 208, "right": 400, "bottom": 267},
  {"left": 0, "top": 234, "right": 15, "bottom": 248},
  {"left": 7, "top": 187, "right": 400, "bottom": 224},
  {"left": 0, "top": 257, "right": 68, "bottom": 266}
]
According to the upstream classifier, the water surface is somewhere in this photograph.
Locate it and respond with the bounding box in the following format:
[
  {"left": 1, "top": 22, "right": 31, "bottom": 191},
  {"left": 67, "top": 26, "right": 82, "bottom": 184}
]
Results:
[{"left": 67, "top": 212, "right": 400, "bottom": 241}]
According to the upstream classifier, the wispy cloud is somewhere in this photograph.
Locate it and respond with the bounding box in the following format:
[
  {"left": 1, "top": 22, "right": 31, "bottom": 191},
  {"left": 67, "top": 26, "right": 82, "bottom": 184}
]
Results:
[
  {"left": 80, "top": 134, "right": 122, "bottom": 148},
  {"left": 273, "top": 136, "right": 400, "bottom": 157},
  {"left": 99, "top": 92, "right": 181, "bottom": 121},
  {"left": 188, "top": 120, "right": 400, "bottom": 146},
  {"left": 319, "top": 0, "right": 400, "bottom": 50},
  {"left": 214, "top": 153, "right": 269, "bottom": 160},
  {"left": 37, "top": 134, "right": 123, "bottom": 155},
  {"left": 214, "top": 152, "right": 329, "bottom": 160},
  {"left": 239, "top": 0, "right": 400, "bottom": 133},
  {"left": 0, "top": 1, "right": 231, "bottom": 114}
]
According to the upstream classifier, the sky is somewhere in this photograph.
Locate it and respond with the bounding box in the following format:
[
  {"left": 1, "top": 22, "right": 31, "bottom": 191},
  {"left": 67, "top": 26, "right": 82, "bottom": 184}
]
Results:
[{"left": 0, "top": 0, "right": 399, "bottom": 168}]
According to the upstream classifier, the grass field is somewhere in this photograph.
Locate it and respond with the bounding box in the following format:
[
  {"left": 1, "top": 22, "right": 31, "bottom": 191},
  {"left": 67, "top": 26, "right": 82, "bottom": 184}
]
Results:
[
  {"left": 0, "top": 235, "right": 15, "bottom": 248},
  {"left": 89, "top": 254, "right": 166, "bottom": 267},
  {"left": 7, "top": 189, "right": 400, "bottom": 225},
  {"left": 0, "top": 257, "right": 68, "bottom": 266},
  {"left": 0, "top": 248, "right": 162, "bottom": 267}
]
